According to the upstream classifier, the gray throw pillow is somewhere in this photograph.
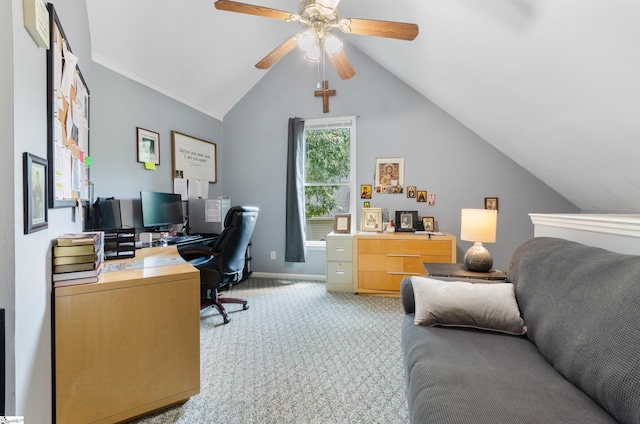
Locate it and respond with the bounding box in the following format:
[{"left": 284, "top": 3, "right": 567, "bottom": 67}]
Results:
[{"left": 411, "top": 276, "right": 527, "bottom": 335}]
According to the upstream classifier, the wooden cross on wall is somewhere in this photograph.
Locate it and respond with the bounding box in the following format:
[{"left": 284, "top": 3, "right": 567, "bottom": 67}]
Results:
[{"left": 314, "top": 80, "right": 335, "bottom": 113}]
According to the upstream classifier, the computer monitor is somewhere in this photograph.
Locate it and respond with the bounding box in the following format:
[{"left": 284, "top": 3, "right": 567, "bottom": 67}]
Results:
[{"left": 140, "top": 191, "right": 184, "bottom": 230}]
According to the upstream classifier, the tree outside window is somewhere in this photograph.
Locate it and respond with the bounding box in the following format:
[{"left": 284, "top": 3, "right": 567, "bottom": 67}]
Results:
[{"left": 304, "top": 118, "right": 355, "bottom": 242}]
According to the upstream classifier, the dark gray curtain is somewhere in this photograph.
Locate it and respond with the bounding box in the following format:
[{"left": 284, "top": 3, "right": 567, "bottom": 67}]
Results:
[{"left": 285, "top": 117, "right": 307, "bottom": 262}]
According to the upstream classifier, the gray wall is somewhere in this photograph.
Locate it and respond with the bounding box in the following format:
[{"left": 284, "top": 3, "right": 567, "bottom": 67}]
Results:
[
  {"left": 89, "top": 64, "right": 224, "bottom": 225},
  {"left": 10, "top": 0, "right": 91, "bottom": 419},
  {"left": 223, "top": 44, "right": 578, "bottom": 274},
  {"left": 1, "top": 0, "right": 16, "bottom": 413}
]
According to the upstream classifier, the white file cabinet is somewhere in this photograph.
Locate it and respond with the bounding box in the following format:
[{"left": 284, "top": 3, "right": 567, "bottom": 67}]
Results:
[{"left": 326, "top": 232, "right": 354, "bottom": 292}]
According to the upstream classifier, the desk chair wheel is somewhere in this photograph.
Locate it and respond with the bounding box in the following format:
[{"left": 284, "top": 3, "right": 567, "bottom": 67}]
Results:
[{"left": 243, "top": 305, "right": 249, "bottom": 311}]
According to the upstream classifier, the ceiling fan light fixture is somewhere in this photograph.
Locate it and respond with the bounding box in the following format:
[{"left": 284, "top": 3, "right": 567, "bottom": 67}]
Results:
[
  {"left": 297, "top": 29, "right": 317, "bottom": 53},
  {"left": 304, "top": 44, "right": 321, "bottom": 62},
  {"left": 316, "top": 0, "right": 340, "bottom": 15},
  {"left": 324, "top": 33, "right": 343, "bottom": 57}
]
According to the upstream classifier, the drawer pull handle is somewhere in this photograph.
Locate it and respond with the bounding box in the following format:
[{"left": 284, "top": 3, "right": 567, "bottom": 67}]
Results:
[
  {"left": 387, "top": 254, "right": 420, "bottom": 258},
  {"left": 335, "top": 271, "right": 345, "bottom": 275},
  {"left": 335, "top": 248, "right": 345, "bottom": 252},
  {"left": 387, "top": 272, "right": 421, "bottom": 276}
]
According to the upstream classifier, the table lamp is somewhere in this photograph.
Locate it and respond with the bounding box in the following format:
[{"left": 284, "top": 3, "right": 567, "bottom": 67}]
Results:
[{"left": 460, "top": 209, "right": 498, "bottom": 272}]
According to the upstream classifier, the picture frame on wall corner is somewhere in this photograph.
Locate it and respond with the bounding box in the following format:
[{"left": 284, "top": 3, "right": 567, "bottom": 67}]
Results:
[
  {"left": 360, "top": 207, "right": 383, "bottom": 232},
  {"left": 333, "top": 214, "right": 351, "bottom": 234},
  {"left": 23, "top": 152, "right": 49, "bottom": 234},
  {"left": 137, "top": 127, "right": 161, "bottom": 165}
]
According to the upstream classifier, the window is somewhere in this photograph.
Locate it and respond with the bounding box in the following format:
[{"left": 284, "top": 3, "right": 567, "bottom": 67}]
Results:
[{"left": 303, "top": 116, "right": 356, "bottom": 244}]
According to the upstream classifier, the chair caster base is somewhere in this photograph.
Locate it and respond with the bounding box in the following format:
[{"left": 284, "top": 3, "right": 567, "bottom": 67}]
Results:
[{"left": 243, "top": 304, "right": 249, "bottom": 311}]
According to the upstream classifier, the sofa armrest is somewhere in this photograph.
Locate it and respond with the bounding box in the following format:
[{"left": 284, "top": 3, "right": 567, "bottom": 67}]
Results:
[{"left": 401, "top": 278, "right": 416, "bottom": 314}]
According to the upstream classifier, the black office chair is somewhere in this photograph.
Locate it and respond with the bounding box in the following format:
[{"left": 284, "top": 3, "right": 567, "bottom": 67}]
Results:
[{"left": 178, "top": 206, "right": 258, "bottom": 324}]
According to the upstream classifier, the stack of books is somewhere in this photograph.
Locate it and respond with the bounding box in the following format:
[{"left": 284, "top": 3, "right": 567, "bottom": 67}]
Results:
[{"left": 52, "top": 232, "right": 105, "bottom": 287}]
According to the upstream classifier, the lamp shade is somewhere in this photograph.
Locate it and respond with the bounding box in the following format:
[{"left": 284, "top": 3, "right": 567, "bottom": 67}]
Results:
[{"left": 460, "top": 209, "right": 497, "bottom": 243}]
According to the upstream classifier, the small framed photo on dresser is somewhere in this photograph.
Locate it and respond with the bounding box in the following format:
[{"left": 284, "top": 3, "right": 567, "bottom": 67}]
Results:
[
  {"left": 333, "top": 214, "right": 351, "bottom": 234},
  {"left": 395, "top": 210, "right": 418, "bottom": 232},
  {"left": 360, "top": 208, "right": 382, "bottom": 232}
]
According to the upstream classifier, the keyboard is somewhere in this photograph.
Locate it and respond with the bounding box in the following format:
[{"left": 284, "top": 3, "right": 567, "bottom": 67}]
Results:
[{"left": 164, "top": 234, "right": 203, "bottom": 245}]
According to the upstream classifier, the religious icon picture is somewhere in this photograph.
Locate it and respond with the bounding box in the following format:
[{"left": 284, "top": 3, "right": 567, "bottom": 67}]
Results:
[
  {"left": 407, "top": 186, "right": 416, "bottom": 198},
  {"left": 427, "top": 193, "right": 436, "bottom": 206},
  {"left": 485, "top": 197, "right": 499, "bottom": 212},
  {"left": 374, "top": 157, "right": 404, "bottom": 194},
  {"left": 361, "top": 184, "right": 372, "bottom": 199},
  {"left": 360, "top": 207, "right": 382, "bottom": 232},
  {"left": 417, "top": 190, "right": 427, "bottom": 202},
  {"left": 363, "top": 201, "right": 370, "bottom": 208},
  {"left": 422, "top": 216, "right": 435, "bottom": 232}
]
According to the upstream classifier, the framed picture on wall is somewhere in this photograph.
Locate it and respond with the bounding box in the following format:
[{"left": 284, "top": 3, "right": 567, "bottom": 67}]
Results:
[
  {"left": 485, "top": 197, "right": 499, "bottom": 212},
  {"left": 374, "top": 157, "right": 404, "bottom": 194},
  {"left": 417, "top": 190, "right": 427, "bottom": 202},
  {"left": 360, "top": 184, "right": 372, "bottom": 199},
  {"left": 137, "top": 127, "right": 160, "bottom": 165},
  {"left": 23, "top": 152, "right": 49, "bottom": 234}
]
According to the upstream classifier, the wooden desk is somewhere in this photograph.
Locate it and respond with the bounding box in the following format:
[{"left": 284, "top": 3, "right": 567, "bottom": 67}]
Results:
[{"left": 53, "top": 246, "right": 200, "bottom": 424}]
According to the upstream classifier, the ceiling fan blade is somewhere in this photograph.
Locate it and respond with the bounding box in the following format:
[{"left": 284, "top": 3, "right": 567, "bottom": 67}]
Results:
[
  {"left": 214, "top": 0, "right": 294, "bottom": 20},
  {"left": 328, "top": 50, "right": 356, "bottom": 80},
  {"left": 340, "top": 18, "right": 419, "bottom": 41},
  {"left": 255, "top": 36, "right": 299, "bottom": 69}
]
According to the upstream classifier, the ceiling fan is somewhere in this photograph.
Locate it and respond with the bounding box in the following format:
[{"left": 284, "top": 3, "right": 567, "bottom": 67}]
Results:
[{"left": 214, "top": 0, "right": 419, "bottom": 80}]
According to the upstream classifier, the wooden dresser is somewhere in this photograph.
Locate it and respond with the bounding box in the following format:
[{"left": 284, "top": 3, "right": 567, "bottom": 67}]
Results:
[{"left": 354, "top": 232, "right": 456, "bottom": 295}]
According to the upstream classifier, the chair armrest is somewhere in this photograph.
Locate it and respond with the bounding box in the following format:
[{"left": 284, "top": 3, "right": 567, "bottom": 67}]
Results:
[{"left": 177, "top": 245, "right": 220, "bottom": 262}]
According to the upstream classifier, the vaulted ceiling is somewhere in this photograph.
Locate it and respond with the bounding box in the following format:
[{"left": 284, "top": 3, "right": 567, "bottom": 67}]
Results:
[{"left": 86, "top": 0, "right": 640, "bottom": 212}]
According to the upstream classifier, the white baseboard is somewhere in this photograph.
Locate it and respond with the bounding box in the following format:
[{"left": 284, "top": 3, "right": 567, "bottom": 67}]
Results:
[{"left": 250, "top": 272, "right": 326, "bottom": 281}]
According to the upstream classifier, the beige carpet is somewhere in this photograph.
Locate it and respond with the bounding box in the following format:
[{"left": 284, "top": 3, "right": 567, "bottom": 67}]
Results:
[{"left": 130, "top": 277, "right": 409, "bottom": 424}]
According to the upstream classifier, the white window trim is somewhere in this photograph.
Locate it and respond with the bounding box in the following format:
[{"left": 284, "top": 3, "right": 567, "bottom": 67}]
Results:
[{"left": 304, "top": 115, "right": 357, "bottom": 247}]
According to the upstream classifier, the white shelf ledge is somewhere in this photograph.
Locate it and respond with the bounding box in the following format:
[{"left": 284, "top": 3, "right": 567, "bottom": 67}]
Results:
[{"left": 529, "top": 213, "right": 640, "bottom": 255}]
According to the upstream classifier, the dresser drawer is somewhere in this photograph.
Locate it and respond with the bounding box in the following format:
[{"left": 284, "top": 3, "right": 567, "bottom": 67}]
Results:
[
  {"left": 357, "top": 239, "right": 451, "bottom": 256},
  {"left": 357, "top": 271, "right": 405, "bottom": 292}
]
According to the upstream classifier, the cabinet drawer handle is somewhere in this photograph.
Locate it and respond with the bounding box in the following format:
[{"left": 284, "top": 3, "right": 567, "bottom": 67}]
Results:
[
  {"left": 387, "top": 272, "right": 421, "bottom": 276},
  {"left": 387, "top": 254, "right": 420, "bottom": 258},
  {"left": 335, "top": 247, "right": 345, "bottom": 252},
  {"left": 335, "top": 271, "right": 345, "bottom": 275}
]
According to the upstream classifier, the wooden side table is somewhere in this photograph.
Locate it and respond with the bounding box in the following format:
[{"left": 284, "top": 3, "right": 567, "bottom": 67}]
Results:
[{"left": 423, "top": 262, "right": 509, "bottom": 281}]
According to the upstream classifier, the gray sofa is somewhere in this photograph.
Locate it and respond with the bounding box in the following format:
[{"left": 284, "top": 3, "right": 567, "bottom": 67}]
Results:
[{"left": 401, "top": 237, "right": 640, "bottom": 424}]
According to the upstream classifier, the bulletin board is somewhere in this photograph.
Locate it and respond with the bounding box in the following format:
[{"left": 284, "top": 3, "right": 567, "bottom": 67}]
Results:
[
  {"left": 171, "top": 131, "right": 217, "bottom": 183},
  {"left": 46, "top": 3, "right": 91, "bottom": 208}
]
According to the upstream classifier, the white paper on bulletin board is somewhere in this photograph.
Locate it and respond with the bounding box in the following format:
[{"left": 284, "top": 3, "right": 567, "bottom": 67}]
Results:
[{"left": 171, "top": 131, "right": 217, "bottom": 183}]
